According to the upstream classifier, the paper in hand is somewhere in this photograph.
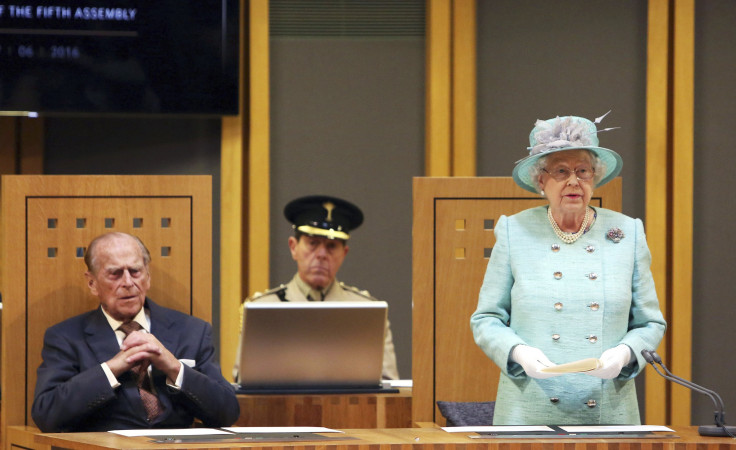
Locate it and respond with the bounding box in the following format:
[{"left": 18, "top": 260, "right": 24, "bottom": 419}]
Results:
[{"left": 539, "top": 358, "right": 602, "bottom": 374}]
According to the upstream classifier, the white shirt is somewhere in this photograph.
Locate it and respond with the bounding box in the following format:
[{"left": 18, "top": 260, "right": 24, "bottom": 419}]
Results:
[{"left": 99, "top": 306, "right": 184, "bottom": 389}]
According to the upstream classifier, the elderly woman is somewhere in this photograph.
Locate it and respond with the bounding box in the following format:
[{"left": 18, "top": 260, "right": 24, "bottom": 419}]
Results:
[{"left": 470, "top": 114, "right": 666, "bottom": 425}]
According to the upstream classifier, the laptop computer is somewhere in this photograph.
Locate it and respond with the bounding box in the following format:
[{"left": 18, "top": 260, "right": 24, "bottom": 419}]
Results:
[{"left": 237, "top": 301, "right": 387, "bottom": 392}]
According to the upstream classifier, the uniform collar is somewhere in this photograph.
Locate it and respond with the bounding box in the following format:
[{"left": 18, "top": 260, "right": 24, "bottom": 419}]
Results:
[{"left": 293, "top": 273, "right": 336, "bottom": 301}]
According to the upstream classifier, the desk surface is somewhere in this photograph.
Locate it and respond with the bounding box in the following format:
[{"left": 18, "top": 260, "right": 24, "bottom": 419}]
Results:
[{"left": 25, "top": 426, "right": 735, "bottom": 450}]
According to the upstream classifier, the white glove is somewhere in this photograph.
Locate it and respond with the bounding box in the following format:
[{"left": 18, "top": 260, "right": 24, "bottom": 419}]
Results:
[
  {"left": 586, "top": 344, "right": 634, "bottom": 379},
  {"left": 511, "top": 345, "right": 560, "bottom": 379}
]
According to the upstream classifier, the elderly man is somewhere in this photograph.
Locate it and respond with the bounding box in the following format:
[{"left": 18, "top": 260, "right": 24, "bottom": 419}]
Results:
[
  {"left": 32, "top": 232, "right": 239, "bottom": 432},
  {"left": 234, "top": 195, "right": 399, "bottom": 381}
]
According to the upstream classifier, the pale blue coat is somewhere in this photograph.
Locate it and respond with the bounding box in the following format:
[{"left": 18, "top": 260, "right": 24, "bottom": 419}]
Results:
[{"left": 470, "top": 206, "right": 666, "bottom": 425}]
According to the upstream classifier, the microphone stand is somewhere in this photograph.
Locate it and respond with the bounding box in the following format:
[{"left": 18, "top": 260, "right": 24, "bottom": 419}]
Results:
[{"left": 641, "top": 350, "right": 736, "bottom": 437}]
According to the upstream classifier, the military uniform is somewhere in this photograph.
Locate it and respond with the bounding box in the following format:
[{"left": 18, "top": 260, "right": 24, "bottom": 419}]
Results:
[
  {"left": 234, "top": 274, "right": 399, "bottom": 381},
  {"left": 233, "top": 195, "right": 400, "bottom": 382}
]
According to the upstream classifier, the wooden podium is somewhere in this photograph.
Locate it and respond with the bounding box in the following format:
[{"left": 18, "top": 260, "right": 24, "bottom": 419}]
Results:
[{"left": 235, "top": 388, "right": 412, "bottom": 429}]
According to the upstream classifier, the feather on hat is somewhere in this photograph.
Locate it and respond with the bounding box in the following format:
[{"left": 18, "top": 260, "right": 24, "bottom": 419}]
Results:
[{"left": 511, "top": 112, "right": 623, "bottom": 193}]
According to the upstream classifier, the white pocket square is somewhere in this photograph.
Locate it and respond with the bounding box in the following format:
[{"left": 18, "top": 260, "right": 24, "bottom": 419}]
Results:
[{"left": 180, "top": 359, "right": 196, "bottom": 367}]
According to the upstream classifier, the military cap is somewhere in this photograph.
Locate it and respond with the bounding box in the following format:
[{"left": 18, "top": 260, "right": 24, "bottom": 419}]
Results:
[{"left": 284, "top": 195, "right": 363, "bottom": 240}]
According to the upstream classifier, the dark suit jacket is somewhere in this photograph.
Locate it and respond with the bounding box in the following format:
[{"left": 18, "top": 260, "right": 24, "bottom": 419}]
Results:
[{"left": 32, "top": 298, "right": 240, "bottom": 432}]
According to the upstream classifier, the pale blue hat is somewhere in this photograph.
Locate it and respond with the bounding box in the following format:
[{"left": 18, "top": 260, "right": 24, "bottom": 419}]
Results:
[{"left": 512, "top": 113, "right": 623, "bottom": 193}]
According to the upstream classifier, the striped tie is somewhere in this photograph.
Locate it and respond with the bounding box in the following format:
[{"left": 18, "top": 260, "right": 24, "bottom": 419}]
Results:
[{"left": 118, "top": 321, "right": 164, "bottom": 421}]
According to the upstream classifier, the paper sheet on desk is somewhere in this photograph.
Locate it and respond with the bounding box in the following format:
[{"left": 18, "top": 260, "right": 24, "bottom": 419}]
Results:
[
  {"left": 386, "top": 379, "right": 412, "bottom": 388},
  {"left": 539, "top": 358, "right": 602, "bottom": 374},
  {"left": 560, "top": 425, "right": 674, "bottom": 433},
  {"left": 443, "top": 426, "right": 554, "bottom": 433},
  {"left": 223, "top": 427, "right": 343, "bottom": 433},
  {"left": 109, "top": 428, "right": 230, "bottom": 437}
]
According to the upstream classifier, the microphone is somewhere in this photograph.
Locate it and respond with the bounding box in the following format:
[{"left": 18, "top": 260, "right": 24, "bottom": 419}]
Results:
[{"left": 641, "top": 349, "right": 736, "bottom": 437}]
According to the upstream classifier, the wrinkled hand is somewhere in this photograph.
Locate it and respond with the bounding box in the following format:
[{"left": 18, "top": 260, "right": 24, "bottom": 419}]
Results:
[
  {"left": 511, "top": 345, "right": 561, "bottom": 379},
  {"left": 586, "top": 344, "right": 633, "bottom": 379},
  {"left": 106, "top": 330, "right": 181, "bottom": 381}
]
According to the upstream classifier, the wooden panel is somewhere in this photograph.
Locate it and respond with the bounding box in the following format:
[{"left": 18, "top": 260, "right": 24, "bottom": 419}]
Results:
[
  {"left": 220, "top": 115, "right": 245, "bottom": 383},
  {"left": 670, "top": 0, "right": 695, "bottom": 427},
  {"left": 25, "top": 426, "right": 731, "bottom": 450},
  {"left": 451, "top": 0, "right": 477, "bottom": 177},
  {"left": 220, "top": 0, "right": 272, "bottom": 382},
  {"left": 645, "top": 0, "right": 670, "bottom": 426},
  {"left": 412, "top": 177, "right": 622, "bottom": 425},
  {"left": 425, "top": 0, "right": 452, "bottom": 176},
  {"left": 1, "top": 175, "right": 212, "bottom": 448},
  {"left": 235, "top": 390, "right": 412, "bottom": 429},
  {"left": 245, "top": 0, "right": 272, "bottom": 349},
  {"left": 427, "top": 0, "right": 478, "bottom": 177}
]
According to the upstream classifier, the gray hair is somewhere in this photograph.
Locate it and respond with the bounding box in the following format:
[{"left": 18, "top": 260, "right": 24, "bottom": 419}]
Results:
[
  {"left": 529, "top": 150, "right": 607, "bottom": 194},
  {"left": 84, "top": 232, "right": 151, "bottom": 273}
]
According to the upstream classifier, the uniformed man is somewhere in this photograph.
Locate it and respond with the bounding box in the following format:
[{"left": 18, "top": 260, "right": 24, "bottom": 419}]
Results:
[{"left": 234, "top": 195, "right": 399, "bottom": 381}]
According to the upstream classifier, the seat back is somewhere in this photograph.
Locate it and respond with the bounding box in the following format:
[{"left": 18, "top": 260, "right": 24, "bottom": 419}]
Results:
[
  {"left": 411, "top": 176, "right": 622, "bottom": 425},
  {"left": 1, "top": 175, "right": 212, "bottom": 440}
]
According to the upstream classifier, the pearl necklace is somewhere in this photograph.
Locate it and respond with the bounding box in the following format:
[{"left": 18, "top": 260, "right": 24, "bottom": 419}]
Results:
[{"left": 547, "top": 207, "right": 592, "bottom": 244}]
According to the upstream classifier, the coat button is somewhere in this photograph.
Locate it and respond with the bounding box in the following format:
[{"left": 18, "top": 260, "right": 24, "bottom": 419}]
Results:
[
  {"left": 587, "top": 272, "right": 598, "bottom": 280},
  {"left": 586, "top": 399, "right": 597, "bottom": 408},
  {"left": 587, "top": 335, "right": 598, "bottom": 343},
  {"left": 585, "top": 245, "right": 595, "bottom": 253},
  {"left": 551, "top": 244, "right": 561, "bottom": 252},
  {"left": 588, "top": 302, "right": 600, "bottom": 311},
  {"left": 550, "top": 397, "right": 560, "bottom": 403},
  {"left": 552, "top": 334, "right": 560, "bottom": 341},
  {"left": 554, "top": 302, "right": 563, "bottom": 311},
  {"left": 554, "top": 271, "right": 563, "bottom": 280}
]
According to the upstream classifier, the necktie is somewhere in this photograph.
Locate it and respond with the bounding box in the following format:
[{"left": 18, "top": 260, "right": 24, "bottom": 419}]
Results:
[{"left": 118, "top": 321, "right": 163, "bottom": 421}]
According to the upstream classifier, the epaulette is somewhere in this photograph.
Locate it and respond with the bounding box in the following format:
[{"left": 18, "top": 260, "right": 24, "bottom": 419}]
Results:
[
  {"left": 339, "top": 281, "right": 379, "bottom": 301},
  {"left": 245, "top": 284, "right": 288, "bottom": 302},
  {"left": 239, "top": 284, "right": 288, "bottom": 331}
]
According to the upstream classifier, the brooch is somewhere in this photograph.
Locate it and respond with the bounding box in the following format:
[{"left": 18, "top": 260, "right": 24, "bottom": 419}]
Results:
[{"left": 606, "top": 227, "right": 625, "bottom": 243}]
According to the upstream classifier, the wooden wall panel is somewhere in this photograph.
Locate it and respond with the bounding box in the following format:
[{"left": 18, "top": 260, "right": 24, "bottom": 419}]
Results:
[
  {"left": 426, "top": 0, "right": 477, "bottom": 177},
  {"left": 425, "top": 0, "right": 452, "bottom": 177},
  {"left": 645, "top": 0, "right": 671, "bottom": 425},
  {"left": 451, "top": 0, "right": 476, "bottom": 177},
  {"left": 220, "top": 0, "right": 270, "bottom": 381},
  {"left": 670, "top": 0, "right": 695, "bottom": 426}
]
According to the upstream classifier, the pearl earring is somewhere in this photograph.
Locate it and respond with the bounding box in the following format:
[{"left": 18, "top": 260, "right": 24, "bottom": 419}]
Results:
[{"left": 540, "top": 190, "right": 545, "bottom": 197}]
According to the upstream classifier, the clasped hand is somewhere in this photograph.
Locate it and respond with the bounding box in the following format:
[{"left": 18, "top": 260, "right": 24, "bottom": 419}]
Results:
[{"left": 107, "top": 330, "right": 181, "bottom": 381}]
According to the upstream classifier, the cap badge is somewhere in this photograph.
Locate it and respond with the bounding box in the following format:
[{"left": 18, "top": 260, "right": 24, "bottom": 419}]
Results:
[{"left": 323, "top": 201, "right": 335, "bottom": 222}]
